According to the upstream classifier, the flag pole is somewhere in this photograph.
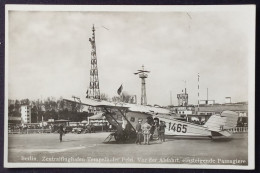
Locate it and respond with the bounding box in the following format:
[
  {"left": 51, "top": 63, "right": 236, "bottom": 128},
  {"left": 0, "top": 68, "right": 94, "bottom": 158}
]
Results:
[{"left": 198, "top": 73, "right": 200, "bottom": 113}]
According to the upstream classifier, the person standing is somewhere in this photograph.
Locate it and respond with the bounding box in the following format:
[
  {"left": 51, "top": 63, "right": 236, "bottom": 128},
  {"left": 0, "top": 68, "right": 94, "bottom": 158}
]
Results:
[
  {"left": 109, "top": 124, "right": 113, "bottom": 132},
  {"left": 135, "top": 119, "right": 143, "bottom": 145},
  {"left": 59, "top": 124, "right": 64, "bottom": 142},
  {"left": 142, "top": 119, "right": 151, "bottom": 145},
  {"left": 124, "top": 122, "right": 131, "bottom": 141},
  {"left": 158, "top": 121, "right": 166, "bottom": 142},
  {"left": 153, "top": 119, "right": 160, "bottom": 140}
]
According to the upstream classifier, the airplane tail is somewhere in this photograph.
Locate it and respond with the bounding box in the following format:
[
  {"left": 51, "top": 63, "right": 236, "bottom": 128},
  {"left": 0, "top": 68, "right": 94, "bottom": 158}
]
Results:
[{"left": 205, "top": 110, "right": 238, "bottom": 137}]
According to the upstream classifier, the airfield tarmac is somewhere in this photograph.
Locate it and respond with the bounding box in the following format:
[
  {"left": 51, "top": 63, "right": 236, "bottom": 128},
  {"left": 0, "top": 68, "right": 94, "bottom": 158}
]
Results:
[{"left": 8, "top": 132, "right": 248, "bottom": 165}]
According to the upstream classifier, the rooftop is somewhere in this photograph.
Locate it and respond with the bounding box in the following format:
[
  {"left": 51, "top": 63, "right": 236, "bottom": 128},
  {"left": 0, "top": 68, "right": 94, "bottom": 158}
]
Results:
[{"left": 195, "top": 103, "right": 248, "bottom": 112}]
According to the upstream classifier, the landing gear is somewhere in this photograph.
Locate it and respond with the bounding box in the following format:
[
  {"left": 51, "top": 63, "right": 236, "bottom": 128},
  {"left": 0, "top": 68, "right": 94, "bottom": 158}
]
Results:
[{"left": 104, "top": 131, "right": 137, "bottom": 143}]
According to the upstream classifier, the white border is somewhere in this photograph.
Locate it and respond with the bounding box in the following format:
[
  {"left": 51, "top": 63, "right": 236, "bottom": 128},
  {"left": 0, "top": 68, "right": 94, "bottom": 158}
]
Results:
[{"left": 4, "top": 5, "right": 256, "bottom": 169}]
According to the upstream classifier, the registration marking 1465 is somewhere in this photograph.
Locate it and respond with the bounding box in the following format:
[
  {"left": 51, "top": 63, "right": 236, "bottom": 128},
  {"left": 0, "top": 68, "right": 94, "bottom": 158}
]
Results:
[{"left": 170, "top": 123, "right": 187, "bottom": 133}]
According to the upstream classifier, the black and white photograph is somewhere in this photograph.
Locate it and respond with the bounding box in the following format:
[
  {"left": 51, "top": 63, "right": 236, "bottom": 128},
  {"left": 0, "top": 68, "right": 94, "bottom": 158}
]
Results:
[{"left": 4, "top": 5, "right": 255, "bottom": 169}]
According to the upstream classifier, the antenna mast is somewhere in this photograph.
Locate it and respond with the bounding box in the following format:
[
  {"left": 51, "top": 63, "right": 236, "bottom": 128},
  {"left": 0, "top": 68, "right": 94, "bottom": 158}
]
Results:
[
  {"left": 134, "top": 65, "right": 150, "bottom": 105},
  {"left": 88, "top": 25, "right": 100, "bottom": 99}
]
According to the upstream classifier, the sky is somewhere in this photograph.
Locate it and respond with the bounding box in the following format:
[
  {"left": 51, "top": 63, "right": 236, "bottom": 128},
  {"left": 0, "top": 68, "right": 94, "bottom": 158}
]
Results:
[{"left": 7, "top": 7, "right": 254, "bottom": 106}]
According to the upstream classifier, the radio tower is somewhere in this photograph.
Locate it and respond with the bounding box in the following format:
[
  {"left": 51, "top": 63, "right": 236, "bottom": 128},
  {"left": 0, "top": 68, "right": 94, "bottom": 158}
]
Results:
[
  {"left": 87, "top": 25, "right": 100, "bottom": 99},
  {"left": 134, "top": 65, "right": 150, "bottom": 105}
]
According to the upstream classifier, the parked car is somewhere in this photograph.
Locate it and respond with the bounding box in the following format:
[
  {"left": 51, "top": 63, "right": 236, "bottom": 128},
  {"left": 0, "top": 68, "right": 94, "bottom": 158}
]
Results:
[
  {"left": 65, "top": 126, "right": 73, "bottom": 133},
  {"left": 84, "top": 124, "right": 95, "bottom": 133},
  {"left": 72, "top": 127, "right": 84, "bottom": 134}
]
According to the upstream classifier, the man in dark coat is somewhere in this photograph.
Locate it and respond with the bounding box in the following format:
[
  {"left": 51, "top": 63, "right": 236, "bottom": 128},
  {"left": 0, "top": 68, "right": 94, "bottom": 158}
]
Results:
[
  {"left": 158, "top": 121, "right": 166, "bottom": 142},
  {"left": 59, "top": 124, "right": 64, "bottom": 142}
]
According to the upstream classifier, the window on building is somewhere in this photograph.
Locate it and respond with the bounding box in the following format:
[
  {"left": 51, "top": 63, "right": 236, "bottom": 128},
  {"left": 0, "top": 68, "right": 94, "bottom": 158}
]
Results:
[{"left": 130, "top": 117, "right": 135, "bottom": 122}]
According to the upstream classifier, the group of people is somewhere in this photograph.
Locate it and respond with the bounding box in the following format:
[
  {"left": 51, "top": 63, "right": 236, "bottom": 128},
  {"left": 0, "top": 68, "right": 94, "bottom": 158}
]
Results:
[
  {"left": 57, "top": 119, "right": 167, "bottom": 144},
  {"left": 135, "top": 119, "right": 166, "bottom": 145}
]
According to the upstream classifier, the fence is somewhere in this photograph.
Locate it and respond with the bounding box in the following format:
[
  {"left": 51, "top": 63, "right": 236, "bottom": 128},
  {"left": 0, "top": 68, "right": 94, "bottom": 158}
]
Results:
[
  {"left": 228, "top": 127, "right": 248, "bottom": 133},
  {"left": 8, "top": 129, "right": 52, "bottom": 134},
  {"left": 9, "top": 127, "right": 248, "bottom": 134}
]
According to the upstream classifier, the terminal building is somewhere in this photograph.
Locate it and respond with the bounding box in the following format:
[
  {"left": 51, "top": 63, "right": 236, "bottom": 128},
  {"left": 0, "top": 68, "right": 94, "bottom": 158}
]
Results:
[
  {"left": 195, "top": 102, "right": 248, "bottom": 126},
  {"left": 171, "top": 91, "right": 248, "bottom": 126},
  {"left": 177, "top": 88, "right": 188, "bottom": 106}
]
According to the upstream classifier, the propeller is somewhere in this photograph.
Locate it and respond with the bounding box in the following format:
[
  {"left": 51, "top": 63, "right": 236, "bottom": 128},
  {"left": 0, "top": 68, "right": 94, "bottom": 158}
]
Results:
[{"left": 137, "top": 70, "right": 150, "bottom": 73}]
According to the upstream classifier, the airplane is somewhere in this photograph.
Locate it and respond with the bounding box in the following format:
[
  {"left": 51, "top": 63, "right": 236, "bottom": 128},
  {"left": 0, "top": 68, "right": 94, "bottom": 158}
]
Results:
[{"left": 64, "top": 97, "right": 239, "bottom": 143}]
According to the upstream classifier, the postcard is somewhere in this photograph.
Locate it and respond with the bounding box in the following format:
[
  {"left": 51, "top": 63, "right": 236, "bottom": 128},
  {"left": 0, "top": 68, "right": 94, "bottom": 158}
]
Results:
[{"left": 4, "top": 5, "right": 255, "bottom": 169}]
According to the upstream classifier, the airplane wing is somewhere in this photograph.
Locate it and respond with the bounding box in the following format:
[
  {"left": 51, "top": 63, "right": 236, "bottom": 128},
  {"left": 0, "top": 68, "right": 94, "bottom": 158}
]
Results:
[
  {"left": 64, "top": 97, "right": 171, "bottom": 114},
  {"left": 121, "top": 103, "right": 171, "bottom": 114},
  {"left": 63, "top": 97, "right": 129, "bottom": 109}
]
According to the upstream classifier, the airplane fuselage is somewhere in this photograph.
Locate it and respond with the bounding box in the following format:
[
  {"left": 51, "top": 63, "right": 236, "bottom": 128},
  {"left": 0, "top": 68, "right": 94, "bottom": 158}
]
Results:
[{"left": 104, "top": 110, "right": 212, "bottom": 138}]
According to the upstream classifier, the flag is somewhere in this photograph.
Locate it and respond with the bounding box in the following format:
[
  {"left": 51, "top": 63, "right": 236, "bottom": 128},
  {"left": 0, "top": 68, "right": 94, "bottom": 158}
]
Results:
[{"left": 117, "top": 84, "right": 123, "bottom": 95}]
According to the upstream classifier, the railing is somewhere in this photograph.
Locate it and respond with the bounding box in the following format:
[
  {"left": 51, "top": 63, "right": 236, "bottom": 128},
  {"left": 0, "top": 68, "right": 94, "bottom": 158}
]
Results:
[
  {"left": 228, "top": 127, "right": 248, "bottom": 133},
  {"left": 8, "top": 129, "right": 52, "bottom": 134}
]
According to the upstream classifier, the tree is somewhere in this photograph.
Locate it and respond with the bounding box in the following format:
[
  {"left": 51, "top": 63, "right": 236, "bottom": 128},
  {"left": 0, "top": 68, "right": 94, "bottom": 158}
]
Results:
[
  {"left": 112, "top": 96, "right": 121, "bottom": 102},
  {"left": 100, "top": 93, "right": 109, "bottom": 101},
  {"left": 57, "top": 97, "right": 65, "bottom": 111},
  {"left": 8, "top": 104, "right": 15, "bottom": 114},
  {"left": 31, "top": 106, "right": 38, "bottom": 123},
  {"left": 14, "top": 100, "right": 20, "bottom": 112},
  {"left": 112, "top": 92, "right": 135, "bottom": 103},
  {"left": 122, "top": 92, "right": 132, "bottom": 103},
  {"left": 21, "top": 98, "right": 30, "bottom": 105}
]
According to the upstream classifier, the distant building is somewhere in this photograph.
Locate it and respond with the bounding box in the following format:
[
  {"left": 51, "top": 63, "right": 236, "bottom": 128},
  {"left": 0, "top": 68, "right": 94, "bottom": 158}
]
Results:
[
  {"left": 177, "top": 89, "right": 188, "bottom": 106},
  {"left": 21, "top": 105, "right": 31, "bottom": 124},
  {"left": 173, "top": 106, "right": 195, "bottom": 115},
  {"left": 199, "top": 100, "right": 215, "bottom": 105},
  {"left": 195, "top": 102, "right": 248, "bottom": 117},
  {"left": 225, "top": 97, "right": 232, "bottom": 104},
  {"left": 170, "top": 101, "right": 248, "bottom": 127},
  {"left": 195, "top": 102, "right": 248, "bottom": 126}
]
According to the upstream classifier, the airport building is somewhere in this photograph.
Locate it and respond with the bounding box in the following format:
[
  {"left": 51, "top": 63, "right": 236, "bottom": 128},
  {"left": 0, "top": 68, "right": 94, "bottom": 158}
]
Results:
[
  {"left": 171, "top": 90, "right": 248, "bottom": 126},
  {"left": 177, "top": 89, "right": 188, "bottom": 106},
  {"left": 21, "top": 105, "right": 31, "bottom": 124},
  {"left": 195, "top": 102, "right": 248, "bottom": 126},
  {"left": 196, "top": 102, "right": 248, "bottom": 116}
]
